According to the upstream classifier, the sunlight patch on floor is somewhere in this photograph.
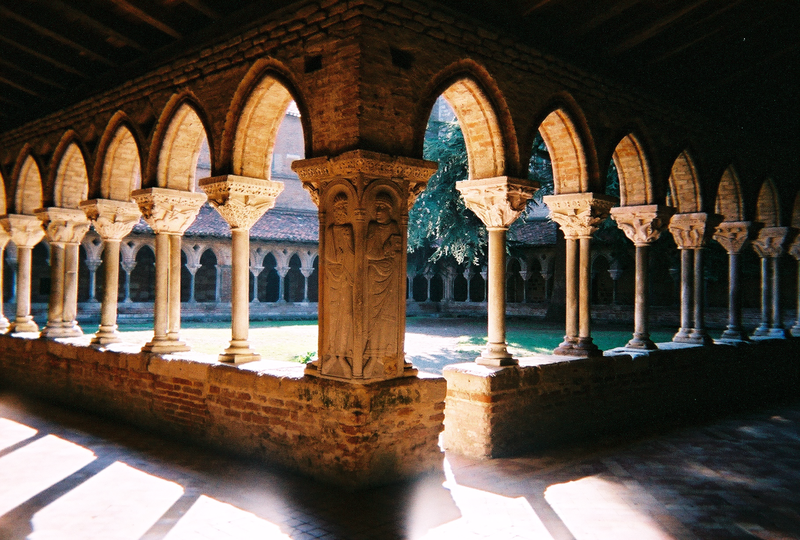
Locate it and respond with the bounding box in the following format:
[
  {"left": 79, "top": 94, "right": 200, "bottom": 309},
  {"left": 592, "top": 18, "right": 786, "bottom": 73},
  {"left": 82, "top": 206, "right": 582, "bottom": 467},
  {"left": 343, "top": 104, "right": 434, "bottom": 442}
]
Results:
[
  {"left": 30, "top": 462, "right": 183, "bottom": 540},
  {"left": 0, "top": 418, "right": 37, "bottom": 452}
]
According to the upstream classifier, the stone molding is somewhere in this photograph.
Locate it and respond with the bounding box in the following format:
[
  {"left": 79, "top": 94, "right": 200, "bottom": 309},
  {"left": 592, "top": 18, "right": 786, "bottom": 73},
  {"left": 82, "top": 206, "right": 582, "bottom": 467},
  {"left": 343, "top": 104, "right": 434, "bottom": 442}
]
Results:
[
  {"left": 668, "top": 212, "right": 722, "bottom": 249},
  {"left": 713, "top": 221, "right": 756, "bottom": 255},
  {"left": 610, "top": 204, "right": 675, "bottom": 246},
  {"left": 35, "top": 207, "right": 90, "bottom": 246},
  {"left": 80, "top": 199, "right": 143, "bottom": 241},
  {"left": 752, "top": 226, "right": 792, "bottom": 258},
  {"left": 0, "top": 214, "right": 45, "bottom": 248},
  {"left": 542, "top": 193, "right": 618, "bottom": 238},
  {"left": 456, "top": 176, "right": 539, "bottom": 229},
  {"left": 131, "top": 187, "right": 207, "bottom": 235},
  {"left": 199, "top": 175, "right": 284, "bottom": 230},
  {"left": 292, "top": 150, "right": 438, "bottom": 210}
]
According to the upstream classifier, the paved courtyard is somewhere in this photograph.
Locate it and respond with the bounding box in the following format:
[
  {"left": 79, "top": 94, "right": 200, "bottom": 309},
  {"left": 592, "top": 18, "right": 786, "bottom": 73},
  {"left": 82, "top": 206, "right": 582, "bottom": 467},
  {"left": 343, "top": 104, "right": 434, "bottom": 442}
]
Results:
[{"left": 1, "top": 388, "right": 799, "bottom": 539}]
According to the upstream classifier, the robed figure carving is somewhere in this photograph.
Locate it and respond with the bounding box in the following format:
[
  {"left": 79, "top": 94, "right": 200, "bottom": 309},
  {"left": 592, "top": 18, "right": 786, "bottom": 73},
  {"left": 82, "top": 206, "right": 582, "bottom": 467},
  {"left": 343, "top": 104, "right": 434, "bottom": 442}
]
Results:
[
  {"left": 322, "top": 193, "right": 355, "bottom": 377},
  {"left": 364, "top": 192, "right": 402, "bottom": 378}
]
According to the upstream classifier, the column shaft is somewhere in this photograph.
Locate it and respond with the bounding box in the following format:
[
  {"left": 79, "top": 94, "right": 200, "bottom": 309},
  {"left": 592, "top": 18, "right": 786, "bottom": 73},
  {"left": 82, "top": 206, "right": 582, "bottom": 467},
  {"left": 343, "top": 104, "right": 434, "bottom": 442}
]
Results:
[
  {"left": 627, "top": 244, "right": 655, "bottom": 349},
  {"left": 690, "top": 248, "right": 711, "bottom": 344},
  {"left": 0, "top": 245, "right": 6, "bottom": 329},
  {"left": 576, "top": 236, "right": 599, "bottom": 354},
  {"left": 770, "top": 256, "right": 782, "bottom": 330},
  {"left": 219, "top": 229, "right": 260, "bottom": 363},
  {"left": 63, "top": 243, "right": 80, "bottom": 329},
  {"left": 794, "top": 259, "right": 800, "bottom": 335},
  {"left": 93, "top": 239, "right": 121, "bottom": 344},
  {"left": 755, "top": 256, "right": 770, "bottom": 335},
  {"left": 556, "top": 237, "right": 578, "bottom": 353},
  {"left": 673, "top": 249, "right": 693, "bottom": 342},
  {"left": 167, "top": 234, "right": 182, "bottom": 340},
  {"left": 152, "top": 232, "right": 170, "bottom": 342},
  {"left": 46, "top": 243, "right": 66, "bottom": 329},
  {"left": 721, "top": 252, "right": 746, "bottom": 340},
  {"left": 88, "top": 266, "right": 97, "bottom": 301},
  {"left": 13, "top": 246, "right": 36, "bottom": 332}
]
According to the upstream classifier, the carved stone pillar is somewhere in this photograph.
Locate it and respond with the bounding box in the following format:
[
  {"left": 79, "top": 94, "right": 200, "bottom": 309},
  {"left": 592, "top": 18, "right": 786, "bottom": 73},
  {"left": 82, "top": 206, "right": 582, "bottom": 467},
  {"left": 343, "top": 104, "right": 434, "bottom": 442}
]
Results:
[
  {"left": 36, "top": 208, "right": 90, "bottom": 338},
  {"left": 300, "top": 266, "right": 315, "bottom": 303},
  {"left": 544, "top": 193, "right": 617, "bottom": 357},
  {"left": 200, "top": 175, "right": 283, "bottom": 364},
  {"left": 457, "top": 177, "right": 539, "bottom": 366},
  {"left": 132, "top": 188, "right": 206, "bottom": 354},
  {"left": 80, "top": 199, "right": 141, "bottom": 345},
  {"left": 276, "top": 266, "right": 290, "bottom": 303},
  {"left": 120, "top": 259, "right": 136, "bottom": 303},
  {"left": 789, "top": 237, "right": 800, "bottom": 337},
  {"left": 480, "top": 266, "right": 488, "bottom": 303},
  {"left": 423, "top": 268, "right": 434, "bottom": 302},
  {"left": 1, "top": 214, "right": 45, "bottom": 333},
  {"left": 292, "top": 150, "right": 437, "bottom": 381},
  {"left": 86, "top": 259, "right": 102, "bottom": 303},
  {"left": 0, "top": 229, "right": 9, "bottom": 331},
  {"left": 250, "top": 266, "right": 264, "bottom": 303},
  {"left": 751, "top": 226, "right": 791, "bottom": 338},
  {"left": 610, "top": 204, "right": 675, "bottom": 349},
  {"left": 668, "top": 212, "right": 721, "bottom": 345},
  {"left": 713, "top": 221, "right": 756, "bottom": 341},
  {"left": 463, "top": 267, "right": 474, "bottom": 302}
]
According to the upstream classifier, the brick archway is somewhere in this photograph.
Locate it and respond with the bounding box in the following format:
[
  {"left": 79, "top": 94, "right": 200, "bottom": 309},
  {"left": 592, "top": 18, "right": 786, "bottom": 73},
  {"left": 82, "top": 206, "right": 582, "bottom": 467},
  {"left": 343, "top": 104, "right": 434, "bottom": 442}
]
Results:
[
  {"left": 667, "top": 150, "right": 702, "bottom": 213},
  {"left": 715, "top": 166, "right": 745, "bottom": 222},
  {"left": 96, "top": 118, "right": 142, "bottom": 202},
  {"left": 14, "top": 154, "right": 43, "bottom": 215},
  {"left": 154, "top": 101, "right": 210, "bottom": 192},
  {"left": 756, "top": 178, "right": 781, "bottom": 226},
  {"left": 537, "top": 108, "right": 591, "bottom": 194},
  {"left": 613, "top": 133, "right": 653, "bottom": 206},
  {"left": 52, "top": 142, "right": 89, "bottom": 209}
]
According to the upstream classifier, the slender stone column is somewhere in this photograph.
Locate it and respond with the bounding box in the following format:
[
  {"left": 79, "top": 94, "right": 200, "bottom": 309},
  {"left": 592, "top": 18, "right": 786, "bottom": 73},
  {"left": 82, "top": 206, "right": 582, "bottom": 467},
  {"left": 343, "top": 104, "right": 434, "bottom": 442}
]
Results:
[
  {"left": 751, "top": 226, "right": 791, "bottom": 338},
  {"left": 36, "top": 208, "right": 90, "bottom": 338},
  {"left": 120, "top": 259, "right": 136, "bottom": 303},
  {"left": 424, "top": 268, "right": 434, "bottom": 302},
  {"left": 86, "top": 259, "right": 101, "bottom": 303},
  {"left": 277, "top": 266, "right": 289, "bottom": 303},
  {"left": 480, "top": 266, "right": 488, "bottom": 303},
  {"left": 544, "top": 193, "right": 617, "bottom": 357},
  {"left": 713, "top": 221, "right": 754, "bottom": 341},
  {"left": 5, "top": 247, "right": 16, "bottom": 305},
  {"left": 610, "top": 204, "right": 674, "bottom": 349},
  {"left": 132, "top": 187, "right": 206, "bottom": 354},
  {"left": 300, "top": 266, "right": 315, "bottom": 302},
  {"left": 186, "top": 264, "right": 200, "bottom": 304},
  {"left": 250, "top": 266, "right": 264, "bottom": 303},
  {"left": 293, "top": 150, "right": 437, "bottom": 381},
  {"left": 519, "top": 270, "right": 529, "bottom": 303},
  {"left": 668, "top": 212, "right": 720, "bottom": 345},
  {"left": 457, "top": 177, "right": 539, "bottom": 366},
  {"left": 463, "top": 268, "right": 473, "bottom": 302},
  {"left": 80, "top": 199, "right": 141, "bottom": 345},
  {"left": 789, "top": 237, "right": 800, "bottom": 337},
  {"left": 0, "top": 230, "right": 9, "bottom": 331},
  {"left": 1, "top": 215, "right": 45, "bottom": 333},
  {"left": 200, "top": 175, "right": 283, "bottom": 364}
]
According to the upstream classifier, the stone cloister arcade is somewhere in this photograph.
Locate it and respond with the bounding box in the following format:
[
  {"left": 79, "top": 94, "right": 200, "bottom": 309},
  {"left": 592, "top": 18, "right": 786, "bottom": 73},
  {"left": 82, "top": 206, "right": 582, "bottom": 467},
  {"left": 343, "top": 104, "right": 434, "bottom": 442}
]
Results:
[{"left": 0, "top": 0, "right": 798, "bottom": 486}]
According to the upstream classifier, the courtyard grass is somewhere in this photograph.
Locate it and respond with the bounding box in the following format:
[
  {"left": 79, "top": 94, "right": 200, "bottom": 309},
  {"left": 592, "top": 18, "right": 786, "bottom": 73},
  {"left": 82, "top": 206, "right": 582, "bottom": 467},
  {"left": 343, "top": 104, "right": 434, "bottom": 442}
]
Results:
[{"left": 114, "top": 317, "right": 676, "bottom": 375}]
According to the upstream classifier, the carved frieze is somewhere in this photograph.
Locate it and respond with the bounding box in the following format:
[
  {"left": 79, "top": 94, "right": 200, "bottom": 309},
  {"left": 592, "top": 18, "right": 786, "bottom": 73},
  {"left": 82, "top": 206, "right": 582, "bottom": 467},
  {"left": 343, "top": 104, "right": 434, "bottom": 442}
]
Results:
[
  {"left": 713, "top": 221, "right": 756, "bottom": 255},
  {"left": 199, "top": 175, "right": 284, "bottom": 230},
  {"left": 668, "top": 212, "right": 723, "bottom": 249},
  {"left": 752, "top": 226, "right": 791, "bottom": 258},
  {"left": 0, "top": 214, "right": 45, "bottom": 248},
  {"left": 610, "top": 204, "right": 675, "bottom": 246},
  {"left": 80, "top": 199, "right": 142, "bottom": 241},
  {"left": 543, "top": 193, "right": 618, "bottom": 238},
  {"left": 131, "top": 187, "right": 207, "bottom": 235},
  {"left": 35, "top": 207, "right": 90, "bottom": 245},
  {"left": 457, "top": 177, "right": 539, "bottom": 229}
]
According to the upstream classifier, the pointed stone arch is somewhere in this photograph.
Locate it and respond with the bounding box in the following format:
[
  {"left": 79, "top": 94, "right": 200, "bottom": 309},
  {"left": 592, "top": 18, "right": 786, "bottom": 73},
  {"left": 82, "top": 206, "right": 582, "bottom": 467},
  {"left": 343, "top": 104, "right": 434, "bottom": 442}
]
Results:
[
  {"left": 612, "top": 133, "right": 653, "bottom": 206},
  {"left": 153, "top": 99, "right": 211, "bottom": 192},
  {"left": 52, "top": 140, "right": 90, "bottom": 209},
  {"left": 14, "top": 153, "right": 43, "bottom": 215},
  {"left": 96, "top": 115, "right": 142, "bottom": 201},
  {"left": 755, "top": 178, "right": 781, "bottom": 227},
  {"left": 537, "top": 104, "right": 594, "bottom": 194},
  {"left": 714, "top": 166, "right": 745, "bottom": 222},
  {"left": 667, "top": 150, "right": 702, "bottom": 213}
]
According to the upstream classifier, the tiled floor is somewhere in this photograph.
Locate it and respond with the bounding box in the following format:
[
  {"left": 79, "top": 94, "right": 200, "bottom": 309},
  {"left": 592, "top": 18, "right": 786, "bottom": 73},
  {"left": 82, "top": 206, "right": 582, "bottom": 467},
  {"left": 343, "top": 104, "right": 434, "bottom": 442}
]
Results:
[{"left": 1, "top": 391, "right": 800, "bottom": 539}]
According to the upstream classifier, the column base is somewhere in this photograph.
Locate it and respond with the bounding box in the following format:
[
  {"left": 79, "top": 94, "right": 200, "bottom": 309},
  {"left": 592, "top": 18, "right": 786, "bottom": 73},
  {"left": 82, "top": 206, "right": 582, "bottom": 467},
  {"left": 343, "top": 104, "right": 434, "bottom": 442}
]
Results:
[
  {"left": 91, "top": 325, "right": 122, "bottom": 346},
  {"left": 672, "top": 328, "right": 694, "bottom": 343},
  {"left": 572, "top": 337, "right": 602, "bottom": 357},
  {"left": 303, "top": 359, "right": 421, "bottom": 382},
  {"left": 720, "top": 326, "right": 749, "bottom": 341},
  {"left": 553, "top": 336, "right": 577, "bottom": 356},
  {"left": 752, "top": 324, "right": 770, "bottom": 337},
  {"left": 8, "top": 317, "right": 39, "bottom": 334},
  {"left": 767, "top": 327, "right": 789, "bottom": 339},
  {"left": 41, "top": 322, "right": 83, "bottom": 339},
  {"left": 625, "top": 333, "right": 657, "bottom": 350},
  {"left": 475, "top": 342, "right": 517, "bottom": 366},
  {"left": 791, "top": 324, "right": 800, "bottom": 338},
  {"left": 142, "top": 338, "right": 190, "bottom": 354},
  {"left": 687, "top": 329, "right": 714, "bottom": 345},
  {"left": 219, "top": 341, "right": 261, "bottom": 364}
]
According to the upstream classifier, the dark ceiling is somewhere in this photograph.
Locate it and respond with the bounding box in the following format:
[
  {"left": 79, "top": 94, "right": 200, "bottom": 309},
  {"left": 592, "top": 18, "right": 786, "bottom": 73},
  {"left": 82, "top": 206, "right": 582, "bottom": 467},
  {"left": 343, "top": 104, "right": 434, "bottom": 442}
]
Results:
[{"left": 0, "top": 0, "right": 798, "bottom": 154}]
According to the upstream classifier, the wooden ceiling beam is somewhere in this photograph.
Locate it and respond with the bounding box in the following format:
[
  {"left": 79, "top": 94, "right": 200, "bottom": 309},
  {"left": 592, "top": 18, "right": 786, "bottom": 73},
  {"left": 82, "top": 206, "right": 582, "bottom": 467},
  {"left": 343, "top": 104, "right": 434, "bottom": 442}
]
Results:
[
  {"left": 0, "top": 36, "right": 88, "bottom": 78},
  {"left": 0, "top": 6, "right": 115, "bottom": 67},
  {"left": 520, "top": 0, "right": 558, "bottom": 16},
  {"left": 0, "top": 76, "right": 42, "bottom": 98},
  {"left": 165, "top": 0, "right": 220, "bottom": 20},
  {"left": 36, "top": 0, "right": 148, "bottom": 52},
  {"left": 108, "top": 0, "right": 183, "bottom": 39},
  {"left": 0, "top": 58, "right": 67, "bottom": 90},
  {"left": 572, "top": 0, "right": 642, "bottom": 37}
]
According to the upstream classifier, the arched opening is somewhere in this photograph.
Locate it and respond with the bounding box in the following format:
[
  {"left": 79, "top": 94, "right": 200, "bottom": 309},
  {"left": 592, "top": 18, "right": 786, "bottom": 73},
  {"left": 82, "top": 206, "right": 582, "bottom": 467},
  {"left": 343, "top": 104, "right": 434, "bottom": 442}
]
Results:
[
  {"left": 715, "top": 167, "right": 744, "bottom": 222},
  {"left": 591, "top": 256, "right": 613, "bottom": 305},
  {"left": 612, "top": 134, "right": 652, "bottom": 206},
  {"left": 469, "top": 271, "right": 485, "bottom": 302},
  {"left": 259, "top": 253, "right": 279, "bottom": 302},
  {"left": 180, "top": 250, "right": 191, "bottom": 302},
  {"left": 537, "top": 108, "right": 590, "bottom": 194},
  {"left": 506, "top": 258, "right": 524, "bottom": 303},
  {"left": 130, "top": 246, "right": 156, "bottom": 302},
  {"left": 31, "top": 243, "right": 50, "bottom": 304},
  {"left": 526, "top": 258, "right": 546, "bottom": 303},
  {"left": 100, "top": 124, "right": 141, "bottom": 201},
  {"left": 667, "top": 151, "right": 702, "bottom": 213},
  {"left": 453, "top": 272, "right": 468, "bottom": 302},
  {"left": 307, "top": 256, "right": 319, "bottom": 302},
  {"left": 15, "top": 155, "right": 43, "bottom": 215},
  {"left": 195, "top": 249, "right": 217, "bottom": 302},
  {"left": 412, "top": 274, "right": 428, "bottom": 302},
  {"left": 78, "top": 245, "right": 90, "bottom": 302},
  {"left": 429, "top": 273, "right": 444, "bottom": 302},
  {"left": 285, "top": 253, "right": 304, "bottom": 302},
  {"left": 755, "top": 178, "right": 781, "bottom": 227},
  {"left": 157, "top": 102, "right": 209, "bottom": 192},
  {"left": 53, "top": 143, "right": 89, "bottom": 209}
]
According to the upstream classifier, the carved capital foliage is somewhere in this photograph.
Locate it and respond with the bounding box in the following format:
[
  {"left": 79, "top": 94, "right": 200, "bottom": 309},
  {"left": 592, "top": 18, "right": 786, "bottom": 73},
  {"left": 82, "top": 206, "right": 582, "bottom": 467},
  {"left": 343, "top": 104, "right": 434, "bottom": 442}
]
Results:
[
  {"left": 609, "top": 204, "right": 675, "bottom": 246},
  {"left": 752, "top": 226, "right": 792, "bottom": 258},
  {"left": 35, "top": 207, "right": 90, "bottom": 245},
  {"left": 668, "top": 212, "right": 723, "bottom": 249},
  {"left": 543, "top": 193, "right": 618, "bottom": 238},
  {"left": 131, "top": 187, "right": 207, "bottom": 235},
  {"left": 0, "top": 214, "right": 45, "bottom": 248},
  {"left": 456, "top": 176, "right": 539, "bottom": 229},
  {"left": 80, "top": 199, "right": 142, "bottom": 241},
  {"left": 713, "top": 221, "right": 755, "bottom": 254},
  {"left": 199, "top": 175, "right": 284, "bottom": 230}
]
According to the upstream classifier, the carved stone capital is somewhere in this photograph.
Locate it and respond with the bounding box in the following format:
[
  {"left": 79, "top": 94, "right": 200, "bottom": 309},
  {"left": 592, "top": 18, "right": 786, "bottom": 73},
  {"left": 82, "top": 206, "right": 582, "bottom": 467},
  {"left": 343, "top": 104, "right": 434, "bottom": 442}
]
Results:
[
  {"left": 668, "top": 212, "right": 723, "bottom": 249},
  {"left": 131, "top": 187, "right": 207, "bottom": 235},
  {"left": 789, "top": 235, "right": 800, "bottom": 260},
  {"left": 199, "top": 175, "right": 284, "bottom": 230},
  {"left": 292, "top": 150, "right": 438, "bottom": 210},
  {"left": 609, "top": 204, "right": 675, "bottom": 246},
  {"left": 713, "top": 221, "right": 756, "bottom": 254},
  {"left": 752, "top": 226, "right": 791, "bottom": 258},
  {"left": 0, "top": 214, "right": 45, "bottom": 248},
  {"left": 0, "top": 226, "right": 9, "bottom": 250},
  {"left": 456, "top": 176, "right": 539, "bottom": 229},
  {"left": 35, "top": 207, "right": 90, "bottom": 245},
  {"left": 80, "top": 199, "right": 142, "bottom": 241},
  {"left": 542, "top": 193, "right": 618, "bottom": 238}
]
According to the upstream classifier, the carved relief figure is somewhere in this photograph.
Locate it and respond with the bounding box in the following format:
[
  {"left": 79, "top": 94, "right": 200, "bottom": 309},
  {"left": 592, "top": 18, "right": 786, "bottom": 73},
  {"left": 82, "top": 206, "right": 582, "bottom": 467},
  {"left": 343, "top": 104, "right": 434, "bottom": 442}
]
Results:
[
  {"left": 323, "top": 193, "right": 355, "bottom": 377},
  {"left": 364, "top": 192, "right": 402, "bottom": 377}
]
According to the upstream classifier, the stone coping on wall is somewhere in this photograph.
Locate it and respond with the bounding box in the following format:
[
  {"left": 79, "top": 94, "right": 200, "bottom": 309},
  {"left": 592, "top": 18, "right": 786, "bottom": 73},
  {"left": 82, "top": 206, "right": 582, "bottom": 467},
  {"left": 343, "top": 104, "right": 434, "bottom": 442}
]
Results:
[{"left": 0, "top": 334, "right": 446, "bottom": 489}]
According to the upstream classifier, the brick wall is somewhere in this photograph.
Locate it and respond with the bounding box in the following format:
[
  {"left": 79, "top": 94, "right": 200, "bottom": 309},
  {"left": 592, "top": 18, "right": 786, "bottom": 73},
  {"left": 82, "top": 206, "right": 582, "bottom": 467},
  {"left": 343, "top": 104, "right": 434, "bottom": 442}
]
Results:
[{"left": 0, "top": 335, "right": 446, "bottom": 488}]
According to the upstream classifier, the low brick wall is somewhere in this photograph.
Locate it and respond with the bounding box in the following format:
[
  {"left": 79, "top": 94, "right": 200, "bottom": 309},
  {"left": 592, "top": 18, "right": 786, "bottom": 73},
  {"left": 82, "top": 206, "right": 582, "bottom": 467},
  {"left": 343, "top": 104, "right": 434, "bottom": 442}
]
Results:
[
  {"left": 0, "top": 335, "right": 446, "bottom": 489},
  {"left": 443, "top": 339, "right": 800, "bottom": 458}
]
